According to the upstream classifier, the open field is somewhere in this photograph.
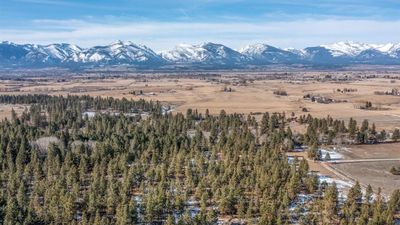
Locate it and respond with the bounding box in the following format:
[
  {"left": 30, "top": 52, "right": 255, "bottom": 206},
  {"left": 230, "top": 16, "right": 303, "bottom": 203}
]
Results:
[
  {"left": 332, "top": 161, "right": 400, "bottom": 196},
  {"left": 339, "top": 143, "right": 400, "bottom": 159},
  {"left": 326, "top": 143, "right": 400, "bottom": 196},
  {"left": 0, "top": 104, "right": 27, "bottom": 120},
  {"left": 289, "top": 144, "right": 400, "bottom": 197},
  {"left": 1, "top": 71, "right": 400, "bottom": 131}
]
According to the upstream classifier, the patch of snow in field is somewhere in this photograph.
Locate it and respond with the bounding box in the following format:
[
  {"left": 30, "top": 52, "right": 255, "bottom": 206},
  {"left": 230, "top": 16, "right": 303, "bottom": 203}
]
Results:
[
  {"left": 82, "top": 111, "right": 97, "bottom": 118},
  {"left": 289, "top": 193, "right": 313, "bottom": 212},
  {"left": 320, "top": 149, "right": 343, "bottom": 161},
  {"left": 318, "top": 174, "right": 354, "bottom": 200},
  {"left": 318, "top": 175, "right": 353, "bottom": 190},
  {"left": 189, "top": 207, "right": 200, "bottom": 218},
  {"left": 288, "top": 156, "right": 296, "bottom": 164},
  {"left": 186, "top": 197, "right": 198, "bottom": 206},
  {"left": 134, "top": 195, "right": 142, "bottom": 204},
  {"left": 161, "top": 105, "right": 174, "bottom": 115}
]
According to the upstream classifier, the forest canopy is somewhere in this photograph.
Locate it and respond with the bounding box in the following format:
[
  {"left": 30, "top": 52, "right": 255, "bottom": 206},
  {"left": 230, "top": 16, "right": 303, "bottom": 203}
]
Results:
[{"left": 0, "top": 94, "right": 398, "bottom": 225}]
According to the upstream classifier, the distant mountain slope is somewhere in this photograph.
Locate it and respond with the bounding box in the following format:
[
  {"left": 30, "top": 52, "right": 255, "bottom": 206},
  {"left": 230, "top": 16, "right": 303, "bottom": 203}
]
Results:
[
  {"left": 239, "top": 43, "right": 302, "bottom": 64},
  {"left": 160, "top": 42, "right": 247, "bottom": 65},
  {"left": 80, "top": 41, "right": 165, "bottom": 65},
  {"left": 0, "top": 41, "right": 165, "bottom": 68},
  {"left": 1, "top": 41, "right": 400, "bottom": 69}
]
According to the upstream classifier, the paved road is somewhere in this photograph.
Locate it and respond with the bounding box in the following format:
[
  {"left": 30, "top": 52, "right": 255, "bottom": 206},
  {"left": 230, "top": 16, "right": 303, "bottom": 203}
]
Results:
[{"left": 328, "top": 158, "right": 400, "bottom": 164}]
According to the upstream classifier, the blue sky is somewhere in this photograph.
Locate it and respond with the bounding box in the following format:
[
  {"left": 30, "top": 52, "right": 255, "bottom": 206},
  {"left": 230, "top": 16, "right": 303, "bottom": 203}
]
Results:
[{"left": 1, "top": 0, "right": 400, "bottom": 50}]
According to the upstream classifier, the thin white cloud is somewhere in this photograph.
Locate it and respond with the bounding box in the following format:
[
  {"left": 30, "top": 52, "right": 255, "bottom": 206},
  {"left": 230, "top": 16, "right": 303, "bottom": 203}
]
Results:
[
  {"left": 1, "top": 19, "right": 400, "bottom": 51},
  {"left": 14, "top": 0, "right": 133, "bottom": 11}
]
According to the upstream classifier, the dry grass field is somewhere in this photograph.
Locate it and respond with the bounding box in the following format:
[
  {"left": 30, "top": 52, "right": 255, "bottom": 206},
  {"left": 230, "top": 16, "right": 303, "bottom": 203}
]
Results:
[
  {"left": 339, "top": 143, "right": 400, "bottom": 159},
  {"left": 332, "top": 161, "right": 400, "bottom": 196},
  {"left": 2, "top": 73, "right": 400, "bottom": 131},
  {"left": 289, "top": 143, "right": 400, "bottom": 196},
  {"left": 326, "top": 143, "right": 400, "bottom": 196},
  {"left": 0, "top": 104, "right": 27, "bottom": 120}
]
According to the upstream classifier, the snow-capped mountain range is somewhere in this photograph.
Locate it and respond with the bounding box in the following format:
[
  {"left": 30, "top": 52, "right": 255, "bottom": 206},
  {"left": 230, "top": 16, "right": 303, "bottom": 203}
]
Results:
[{"left": 1, "top": 40, "right": 400, "bottom": 69}]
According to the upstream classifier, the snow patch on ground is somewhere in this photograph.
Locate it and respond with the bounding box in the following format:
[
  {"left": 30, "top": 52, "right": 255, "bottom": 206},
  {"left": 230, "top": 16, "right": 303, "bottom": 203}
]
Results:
[
  {"left": 320, "top": 148, "right": 343, "bottom": 161},
  {"left": 318, "top": 174, "right": 354, "bottom": 200},
  {"left": 82, "top": 111, "right": 97, "bottom": 118},
  {"left": 318, "top": 175, "right": 353, "bottom": 190},
  {"left": 289, "top": 193, "right": 313, "bottom": 212},
  {"left": 287, "top": 156, "right": 296, "bottom": 164}
]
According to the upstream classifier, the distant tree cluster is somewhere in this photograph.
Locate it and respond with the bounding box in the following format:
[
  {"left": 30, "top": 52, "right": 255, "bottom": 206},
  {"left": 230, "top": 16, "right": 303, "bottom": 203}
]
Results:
[
  {"left": 273, "top": 90, "right": 288, "bottom": 96},
  {"left": 390, "top": 166, "right": 400, "bottom": 175},
  {"left": 337, "top": 88, "right": 357, "bottom": 93},
  {"left": 129, "top": 90, "right": 144, "bottom": 95},
  {"left": 303, "top": 94, "right": 346, "bottom": 104},
  {"left": 374, "top": 88, "right": 400, "bottom": 96},
  {"left": 354, "top": 101, "right": 386, "bottom": 111},
  {"left": 222, "top": 86, "right": 234, "bottom": 92}
]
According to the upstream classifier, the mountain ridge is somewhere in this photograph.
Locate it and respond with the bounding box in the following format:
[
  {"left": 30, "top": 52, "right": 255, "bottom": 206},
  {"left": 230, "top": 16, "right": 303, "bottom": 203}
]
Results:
[{"left": 1, "top": 41, "right": 400, "bottom": 69}]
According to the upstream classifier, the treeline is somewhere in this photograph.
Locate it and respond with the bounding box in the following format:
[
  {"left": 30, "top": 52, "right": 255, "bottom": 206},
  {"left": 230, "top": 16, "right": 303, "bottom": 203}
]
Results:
[
  {"left": 0, "top": 95, "right": 397, "bottom": 224},
  {"left": 303, "top": 182, "right": 400, "bottom": 225},
  {"left": 0, "top": 94, "right": 161, "bottom": 114},
  {"left": 296, "top": 114, "right": 399, "bottom": 159}
]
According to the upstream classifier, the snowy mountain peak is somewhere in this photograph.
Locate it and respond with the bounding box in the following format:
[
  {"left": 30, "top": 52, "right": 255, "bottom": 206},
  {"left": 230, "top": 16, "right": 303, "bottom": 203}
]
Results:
[
  {"left": 159, "top": 43, "right": 206, "bottom": 63},
  {"left": 201, "top": 42, "right": 218, "bottom": 46},
  {"left": 110, "top": 40, "right": 133, "bottom": 46},
  {"left": 320, "top": 41, "right": 400, "bottom": 58},
  {"left": 239, "top": 43, "right": 277, "bottom": 55},
  {"left": 160, "top": 42, "right": 245, "bottom": 64},
  {"left": 108, "top": 40, "right": 153, "bottom": 52},
  {"left": 285, "top": 48, "right": 307, "bottom": 56},
  {"left": 321, "top": 41, "right": 372, "bottom": 57},
  {"left": 371, "top": 43, "right": 400, "bottom": 57},
  {"left": 239, "top": 43, "right": 301, "bottom": 64}
]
